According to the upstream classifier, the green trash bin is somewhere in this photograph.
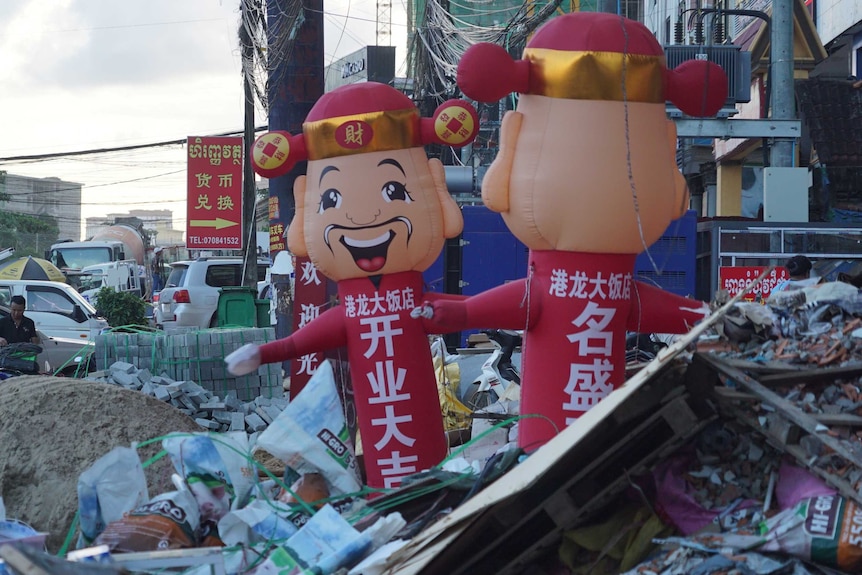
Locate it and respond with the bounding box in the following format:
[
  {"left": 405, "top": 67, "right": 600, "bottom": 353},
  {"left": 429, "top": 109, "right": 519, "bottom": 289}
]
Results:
[
  {"left": 255, "top": 298, "right": 271, "bottom": 328},
  {"left": 217, "top": 287, "right": 257, "bottom": 328}
]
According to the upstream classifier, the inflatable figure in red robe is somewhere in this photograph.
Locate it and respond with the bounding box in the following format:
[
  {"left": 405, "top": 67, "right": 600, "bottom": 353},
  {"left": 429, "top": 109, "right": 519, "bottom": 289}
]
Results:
[
  {"left": 226, "top": 82, "right": 478, "bottom": 489},
  {"left": 422, "top": 13, "right": 728, "bottom": 451}
]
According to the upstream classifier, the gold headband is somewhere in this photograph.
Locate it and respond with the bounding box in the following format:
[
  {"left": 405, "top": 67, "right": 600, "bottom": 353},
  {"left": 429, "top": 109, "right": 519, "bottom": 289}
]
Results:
[
  {"left": 303, "top": 108, "right": 421, "bottom": 160},
  {"left": 524, "top": 48, "right": 665, "bottom": 102}
]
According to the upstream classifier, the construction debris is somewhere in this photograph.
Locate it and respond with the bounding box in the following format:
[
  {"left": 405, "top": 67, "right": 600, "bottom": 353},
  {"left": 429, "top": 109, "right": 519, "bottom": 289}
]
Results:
[
  {"left": 86, "top": 361, "right": 289, "bottom": 439},
  {"left": 8, "top": 282, "right": 862, "bottom": 574}
]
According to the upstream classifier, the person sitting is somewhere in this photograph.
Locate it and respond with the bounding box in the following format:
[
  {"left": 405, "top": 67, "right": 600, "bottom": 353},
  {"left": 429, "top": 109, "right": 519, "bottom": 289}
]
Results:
[
  {"left": 0, "top": 295, "right": 41, "bottom": 346},
  {"left": 774, "top": 255, "right": 821, "bottom": 292}
]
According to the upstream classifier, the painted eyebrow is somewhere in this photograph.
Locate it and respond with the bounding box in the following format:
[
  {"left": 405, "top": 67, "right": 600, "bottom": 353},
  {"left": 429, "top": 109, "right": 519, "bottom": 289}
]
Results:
[
  {"left": 377, "top": 158, "right": 406, "bottom": 176},
  {"left": 319, "top": 165, "right": 340, "bottom": 186}
]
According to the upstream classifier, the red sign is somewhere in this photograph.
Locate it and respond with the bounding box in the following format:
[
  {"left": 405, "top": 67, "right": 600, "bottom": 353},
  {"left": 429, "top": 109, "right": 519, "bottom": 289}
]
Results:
[
  {"left": 719, "top": 266, "right": 789, "bottom": 301},
  {"left": 290, "top": 256, "right": 329, "bottom": 397},
  {"left": 186, "top": 137, "right": 243, "bottom": 250}
]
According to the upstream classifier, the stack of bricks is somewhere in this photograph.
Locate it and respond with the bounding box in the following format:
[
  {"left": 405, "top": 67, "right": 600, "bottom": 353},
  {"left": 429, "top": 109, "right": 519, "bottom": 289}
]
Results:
[
  {"left": 88, "top": 360, "right": 288, "bottom": 443},
  {"left": 94, "top": 327, "right": 281, "bottom": 400}
]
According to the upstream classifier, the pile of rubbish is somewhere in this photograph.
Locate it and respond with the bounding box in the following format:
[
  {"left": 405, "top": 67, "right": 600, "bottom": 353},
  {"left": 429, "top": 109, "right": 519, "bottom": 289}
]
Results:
[{"left": 6, "top": 281, "right": 862, "bottom": 574}]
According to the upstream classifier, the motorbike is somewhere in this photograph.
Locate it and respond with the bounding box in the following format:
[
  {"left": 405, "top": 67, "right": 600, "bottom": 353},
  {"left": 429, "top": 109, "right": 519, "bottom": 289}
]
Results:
[
  {"left": 625, "top": 332, "right": 670, "bottom": 364},
  {"left": 0, "top": 343, "right": 42, "bottom": 380},
  {"left": 465, "top": 329, "right": 523, "bottom": 411}
]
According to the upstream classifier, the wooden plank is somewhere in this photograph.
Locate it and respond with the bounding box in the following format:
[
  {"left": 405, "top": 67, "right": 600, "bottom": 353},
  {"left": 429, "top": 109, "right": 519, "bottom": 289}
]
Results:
[
  {"left": 696, "top": 353, "right": 862, "bottom": 468},
  {"left": 109, "top": 548, "right": 225, "bottom": 575},
  {"left": 719, "top": 357, "right": 809, "bottom": 375},
  {"left": 711, "top": 388, "right": 862, "bottom": 427},
  {"left": 758, "top": 363, "right": 862, "bottom": 387},
  {"left": 0, "top": 545, "right": 128, "bottom": 575},
  {"left": 717, "top": 400, "right": 862, "bottom": 507}
]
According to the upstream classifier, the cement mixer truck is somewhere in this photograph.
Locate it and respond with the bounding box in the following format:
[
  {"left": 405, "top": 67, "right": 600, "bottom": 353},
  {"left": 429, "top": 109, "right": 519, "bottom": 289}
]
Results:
[{"left": 46, "top": 222, "right": 151, "bottom": 301}]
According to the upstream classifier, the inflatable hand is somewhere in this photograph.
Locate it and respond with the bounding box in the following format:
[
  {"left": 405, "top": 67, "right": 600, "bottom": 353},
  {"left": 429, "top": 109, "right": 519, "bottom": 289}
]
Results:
[
  {"left": 225, "top": 343, "right": 261, "bottom": 376},
  {"left": 417, "top": 299, "right": 468, "bottom": 334}
]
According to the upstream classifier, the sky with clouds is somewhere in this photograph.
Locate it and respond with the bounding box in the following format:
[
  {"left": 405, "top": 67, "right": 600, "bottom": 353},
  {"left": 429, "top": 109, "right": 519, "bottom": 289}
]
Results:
[{"left": 0, "top": 0, "right": 406, "bottom": 239}]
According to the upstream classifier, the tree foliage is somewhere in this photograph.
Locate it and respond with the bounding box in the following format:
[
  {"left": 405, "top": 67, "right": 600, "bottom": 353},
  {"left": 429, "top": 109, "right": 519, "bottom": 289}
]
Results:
[
  {"left": 0, "top": 212, "right": 59, "bottom": 259},
  {"left": 94, "top": 287, "right": 148, "bottom": 330}
]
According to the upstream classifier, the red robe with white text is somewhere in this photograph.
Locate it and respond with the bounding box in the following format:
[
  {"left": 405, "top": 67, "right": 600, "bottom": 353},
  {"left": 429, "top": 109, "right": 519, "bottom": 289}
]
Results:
[
  {"left": 429, "top": 250, "right": 707, "bottom": 451},
  {"left": 259, "top": 270, "right": 452, "bottom": 489}
]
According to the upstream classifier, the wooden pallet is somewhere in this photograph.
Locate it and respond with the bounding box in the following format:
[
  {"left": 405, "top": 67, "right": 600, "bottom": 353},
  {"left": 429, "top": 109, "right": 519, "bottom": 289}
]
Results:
[{"left": 412, "top": 366, "right": 716, "bottom": 575}]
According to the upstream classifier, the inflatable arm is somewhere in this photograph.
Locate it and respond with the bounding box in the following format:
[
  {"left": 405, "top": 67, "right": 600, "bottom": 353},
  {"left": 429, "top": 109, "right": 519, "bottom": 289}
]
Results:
[
  {"left": 258, "top": 306, "right": 348, "bottom": 364},
  {"left": 627, "top": 281, "right": 710, "bottom": 334},
  {"left": 423, "top": 279, "right": 538, "bottom": 333}
]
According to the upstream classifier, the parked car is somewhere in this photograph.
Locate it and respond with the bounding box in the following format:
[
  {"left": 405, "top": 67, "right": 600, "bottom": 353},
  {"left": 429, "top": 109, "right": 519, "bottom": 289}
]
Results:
[
  {"left": 155, "top": 257, "right": 270, "bottom": 331},
  {"left": 0, "top": 279, "right": 109, "bottom": 341},
  {"left": 0, "top": 305, "right": 94, "bottom": 376}
]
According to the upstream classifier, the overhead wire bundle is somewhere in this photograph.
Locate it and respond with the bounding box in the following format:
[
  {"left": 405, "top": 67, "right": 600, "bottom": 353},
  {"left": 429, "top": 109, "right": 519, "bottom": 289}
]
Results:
[{"left": 409, "top": 0, "right": 565, "bottom": 104}]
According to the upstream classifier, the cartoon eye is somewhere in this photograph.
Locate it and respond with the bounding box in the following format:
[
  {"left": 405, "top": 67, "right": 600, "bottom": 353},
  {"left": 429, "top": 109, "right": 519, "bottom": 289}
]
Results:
[
  {"left": 381, "top": 181, "right": 413, "bottom": 203},
  {"left": 318, "top": 189, "right": 342, "bottom": 213}
]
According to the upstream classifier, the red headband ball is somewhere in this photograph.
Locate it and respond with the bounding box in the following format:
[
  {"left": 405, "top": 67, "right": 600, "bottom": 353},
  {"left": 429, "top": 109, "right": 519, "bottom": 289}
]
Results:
[
  {"left": 251, "top": 82, "right": 480, "bottom": 179},
  {"left": 457, "top": 12, "right": 727, "bottom": 117}
]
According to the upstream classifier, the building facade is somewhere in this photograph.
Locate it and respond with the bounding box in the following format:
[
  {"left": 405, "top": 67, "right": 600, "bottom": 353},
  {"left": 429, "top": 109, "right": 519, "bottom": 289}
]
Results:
[{"left": 1, "top": 172, "right": 82, "bottom": 242}]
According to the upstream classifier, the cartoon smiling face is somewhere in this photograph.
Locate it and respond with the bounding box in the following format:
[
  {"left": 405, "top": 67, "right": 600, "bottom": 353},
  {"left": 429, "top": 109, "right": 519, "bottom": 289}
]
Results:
[{"left": 288, "top": 147, "right": 463, "bottom": 282}]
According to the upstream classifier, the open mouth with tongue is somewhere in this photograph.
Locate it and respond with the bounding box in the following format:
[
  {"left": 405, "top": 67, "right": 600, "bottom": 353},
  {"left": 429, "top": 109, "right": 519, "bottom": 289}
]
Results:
[
  {"left": 325, "top": 217, "right": 411, "bottom": 274},
  {"left": 338, "top": 230, "right": 396, "bottom": 272}
]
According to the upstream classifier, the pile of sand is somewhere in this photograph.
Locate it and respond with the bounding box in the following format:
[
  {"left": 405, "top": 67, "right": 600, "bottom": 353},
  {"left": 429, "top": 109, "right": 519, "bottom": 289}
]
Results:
[{"left": 0, "top": 376, "right": 203, "bottom": 552}]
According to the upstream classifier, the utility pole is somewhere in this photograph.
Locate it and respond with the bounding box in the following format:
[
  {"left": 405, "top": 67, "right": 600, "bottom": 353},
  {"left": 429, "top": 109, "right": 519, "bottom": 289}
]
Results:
[
  {"left": 769, "top": 0, "right": 795, "bottom": 169},
  {"left": 267, "top": 0, "right": 324, "bottom": 355},
  {"left": 240, "top": 0, "right": 258, "bottom": 289}
]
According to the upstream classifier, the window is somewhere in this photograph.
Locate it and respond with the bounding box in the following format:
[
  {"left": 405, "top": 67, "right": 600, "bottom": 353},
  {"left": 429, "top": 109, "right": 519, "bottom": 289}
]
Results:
[
  {"left": 27, "top": 288, "right": 75, "bottom": 315},
  {"left": 205, "top": 265, "right": 243, "bottom": 288},
  {"left": 166, "top": 265, "right": 189, "bottom": 288}
]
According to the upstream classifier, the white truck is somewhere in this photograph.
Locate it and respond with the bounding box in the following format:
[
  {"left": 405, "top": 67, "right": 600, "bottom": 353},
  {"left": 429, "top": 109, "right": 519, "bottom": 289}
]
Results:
[
  {"left": 46, "top": 222, "right": 151, "bottom": 299},
  {"left": 72, "top": 260, "right": 142, "bottom": 306}
]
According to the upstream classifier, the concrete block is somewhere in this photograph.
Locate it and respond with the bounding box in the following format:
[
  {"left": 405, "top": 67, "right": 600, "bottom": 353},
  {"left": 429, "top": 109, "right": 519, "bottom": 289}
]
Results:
[
  {"left": 178, "top": 395, "right": 197, "bottom": 412},
  {"left": 180, "top": 380, "right": 207, "bottom": 395},
  {"left": 111, "top": 370, "right": 141, "bottom": 389},
  {"left": 200, "top": 401, "right": 226, "bottom": 411},
  {"left": 212, "top": 410, "right": 234, "bottom": 424},
  {"left": 245, "top": 413, "right": 267, "bottom": 432},
  {"left": 254, "top": 407, "right": 273, "bottom": 425},
  {"left": 224, "top": 392, "right": 242, "bottom": 411},
  {"left": 188, "top": 393, "right": 208, "bottom": 407},
  {"left": 153, "top": 386, "right": 172, "bottom": 402},
  {"left": 136, "top": 368, "right": 153, "bottom": 383},
  {"left": 229, "top": 412, "right": 246, "bottom": 432},
  {"left": 254, "top": 396, "right": 272, "bottom": 407},
  {"left": 140, "top": 381, "right": 156, "bottom": 396},
  {"left": 196, "top": 418, "right": 220, "bottom": 430},
  {"left": 264, "top": 405, "right": 283, "bottom": 422},
  {"left": 109, "top": 361, "right": 136, "bottom": 374}
]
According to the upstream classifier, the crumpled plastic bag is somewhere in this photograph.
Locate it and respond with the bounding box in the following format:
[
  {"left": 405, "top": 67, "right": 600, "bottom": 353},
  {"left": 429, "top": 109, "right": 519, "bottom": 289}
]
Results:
[
  {"left": 669, "top": 494, "right": 862, "bottom": 573},
  {"left": 163, "top": 432, "right": 253, "bottom": 523},
  {"left": 95, "top": 490, "right": 200, "bottom": 553},
  {"left": 559, "top": 503, "right": 673, "bottom": 574},
  {"left": 76, "top": 446, "right": 149, "bottom": 548},
  {"left": 218, "top": 498, "right": 299, "bottom": 547},
  {"left": 431, "top": 337, "right": 472, "bottom": 432},
  {"left": 255, "top": 360, "right": 363, "bottom": 496}
]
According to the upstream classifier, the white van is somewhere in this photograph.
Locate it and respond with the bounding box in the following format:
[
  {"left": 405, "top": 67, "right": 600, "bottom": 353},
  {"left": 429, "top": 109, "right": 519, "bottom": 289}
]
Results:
[{"left": 0, "top": 280, "right": 110, "bottom": 341}]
